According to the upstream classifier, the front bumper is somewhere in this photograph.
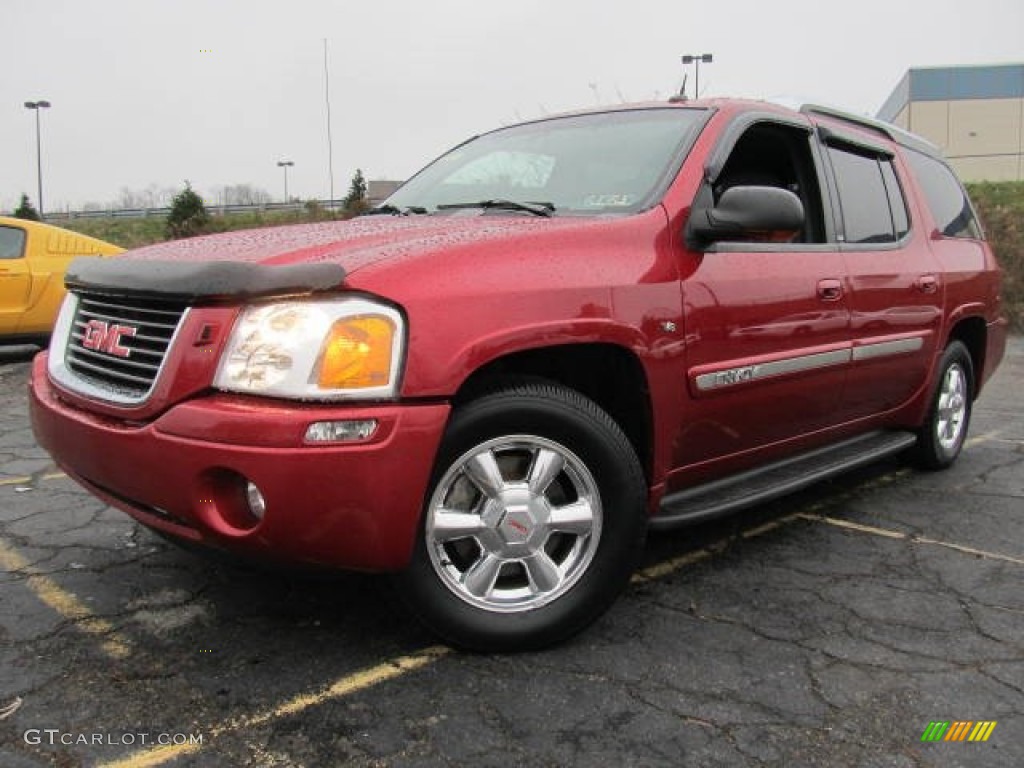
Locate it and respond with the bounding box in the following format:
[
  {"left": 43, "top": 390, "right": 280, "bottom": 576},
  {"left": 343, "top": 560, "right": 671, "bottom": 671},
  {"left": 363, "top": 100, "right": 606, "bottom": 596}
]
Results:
[{"left": 29, "top": 353, "right": 449, "bottom": 572}]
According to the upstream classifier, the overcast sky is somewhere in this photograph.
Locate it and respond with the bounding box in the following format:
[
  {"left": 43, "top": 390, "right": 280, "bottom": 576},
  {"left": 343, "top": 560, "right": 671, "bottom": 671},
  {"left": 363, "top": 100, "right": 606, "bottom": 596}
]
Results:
[{"left": 2, "top": 0, "right": 1021, "bottom": 212}]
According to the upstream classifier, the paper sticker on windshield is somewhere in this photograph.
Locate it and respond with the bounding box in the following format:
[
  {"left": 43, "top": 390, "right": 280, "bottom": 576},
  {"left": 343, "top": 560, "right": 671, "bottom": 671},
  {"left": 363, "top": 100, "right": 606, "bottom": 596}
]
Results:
[{"left": 582, "top": 193, "right": 636, "bottom": 207}]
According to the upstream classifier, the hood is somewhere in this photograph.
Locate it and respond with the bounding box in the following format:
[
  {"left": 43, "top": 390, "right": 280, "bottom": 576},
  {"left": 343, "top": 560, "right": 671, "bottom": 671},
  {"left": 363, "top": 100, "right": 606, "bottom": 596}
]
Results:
[{"left": 118, "top": 215, "right": 601, "bottom": 275}]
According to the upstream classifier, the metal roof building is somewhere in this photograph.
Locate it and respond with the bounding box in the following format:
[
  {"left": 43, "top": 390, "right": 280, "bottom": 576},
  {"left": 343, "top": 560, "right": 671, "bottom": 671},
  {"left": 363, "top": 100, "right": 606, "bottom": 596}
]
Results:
[{"left": 877, "top": 63, "right": 1024, "bottom": 182}]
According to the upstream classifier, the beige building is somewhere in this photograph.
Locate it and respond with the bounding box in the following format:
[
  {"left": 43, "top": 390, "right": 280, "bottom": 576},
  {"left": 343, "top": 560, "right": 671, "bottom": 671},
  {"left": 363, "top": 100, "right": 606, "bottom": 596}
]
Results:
[{"left": 877, "top": 63, "right": 1024, "bottom": 182}]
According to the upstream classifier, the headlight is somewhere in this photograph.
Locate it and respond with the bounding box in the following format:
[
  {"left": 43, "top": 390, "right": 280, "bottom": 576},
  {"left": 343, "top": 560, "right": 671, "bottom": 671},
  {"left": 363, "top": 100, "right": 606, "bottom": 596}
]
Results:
[{"left": 213, "top": 298, "right": 405, "bottom": 400}]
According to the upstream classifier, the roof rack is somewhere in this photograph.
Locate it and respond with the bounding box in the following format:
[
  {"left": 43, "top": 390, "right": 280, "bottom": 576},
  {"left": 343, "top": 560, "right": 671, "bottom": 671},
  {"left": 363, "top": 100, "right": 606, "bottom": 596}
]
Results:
[{"left": 799, "top": 103, "right": 940, "bottom": 157}]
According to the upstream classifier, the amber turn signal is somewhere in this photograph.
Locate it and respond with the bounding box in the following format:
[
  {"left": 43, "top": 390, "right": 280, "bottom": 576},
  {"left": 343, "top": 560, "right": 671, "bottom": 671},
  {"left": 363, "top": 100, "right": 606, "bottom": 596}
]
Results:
[{"left": 317, "top": 315, "right": 396, "bottom": 389}]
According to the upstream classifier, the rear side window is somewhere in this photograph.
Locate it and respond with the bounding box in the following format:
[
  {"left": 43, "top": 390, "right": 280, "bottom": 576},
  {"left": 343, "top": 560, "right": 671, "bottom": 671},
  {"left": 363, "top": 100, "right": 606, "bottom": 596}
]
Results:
[
  {"left": 904, "top": 150, "right": 982, "bottom": 239},
  {"left": 0, "top": 226, "right": 27, "bottom": 259},
  {"left": 828, "top": 147, "right": 901, "bottom": 244}
]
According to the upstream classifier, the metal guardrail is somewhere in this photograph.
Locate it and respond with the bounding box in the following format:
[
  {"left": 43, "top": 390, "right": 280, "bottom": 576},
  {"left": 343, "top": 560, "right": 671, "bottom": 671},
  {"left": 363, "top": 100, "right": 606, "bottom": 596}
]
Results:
[{"left": 45, "top": 200, "right": 348, "bottom": 221}]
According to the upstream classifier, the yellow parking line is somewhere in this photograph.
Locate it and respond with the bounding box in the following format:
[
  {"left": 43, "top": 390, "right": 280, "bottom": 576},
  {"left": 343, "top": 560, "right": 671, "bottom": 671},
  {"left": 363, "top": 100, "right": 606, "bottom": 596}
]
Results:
[
  {"left": 0, "top": 539, "right": 131, "bottom": 659},
  {"left": 910, "top": 535, "right": 1024, "bottom": 566},
  {"left": 99, "top": 646, "right": 451, "bottom": 768},
  {"left": 632, "top": 513, "right": 807, "bottom": 584},
  {"left": 797, "top": 515, "right": 905, "bottom": 539},
  {"left": 798, "top": 514, "right": 1024, "bottom": 566},
  {"left": 633, "top": 549, "right": 715, "bottom": 584},
  {"left": 0, "top": 475, "right": 33, "bottom": 487},
  {"left": 233, "top": 645, "right": 450, "bottom": 728},
  {"left": 99, "top": 742, "right": 202, "bottom": 768},
  {"left": 965, "top": 429, "right": 1004, "bottom": 448},
  {"left": 0, "top": 471, "right": 66, "bottom": 487},
  {"left": 740, "top": 513, "right": 802, "bottom": 540}
]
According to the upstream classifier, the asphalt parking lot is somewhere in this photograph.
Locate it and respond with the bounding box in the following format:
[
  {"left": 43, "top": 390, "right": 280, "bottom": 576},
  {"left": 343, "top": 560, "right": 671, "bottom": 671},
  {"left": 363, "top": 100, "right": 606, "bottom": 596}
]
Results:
[{"left": 1, "top": 340, "right": 1021, "bottom": 768}]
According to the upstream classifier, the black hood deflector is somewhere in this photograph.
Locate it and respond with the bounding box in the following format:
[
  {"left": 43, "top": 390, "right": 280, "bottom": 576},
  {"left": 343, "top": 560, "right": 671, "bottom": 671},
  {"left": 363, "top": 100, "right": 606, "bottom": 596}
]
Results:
[{"left": 65, "top": 258, "right": 346, "bottom": 303}]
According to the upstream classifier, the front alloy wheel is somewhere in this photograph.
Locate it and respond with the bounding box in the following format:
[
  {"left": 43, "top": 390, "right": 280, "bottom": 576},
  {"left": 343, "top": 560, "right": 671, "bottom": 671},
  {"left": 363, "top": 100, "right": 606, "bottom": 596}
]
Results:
[
  {"left": 396, "top": 382, "right": 647, "bottom": 652},
  {"left": 426, "top": 435, "right": 601, "bottom": 613}
]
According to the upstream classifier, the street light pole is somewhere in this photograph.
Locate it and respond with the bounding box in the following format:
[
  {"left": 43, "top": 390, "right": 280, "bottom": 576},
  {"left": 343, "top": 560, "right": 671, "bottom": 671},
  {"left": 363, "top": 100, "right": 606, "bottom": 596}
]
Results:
[
  {"left": 323, "top": 39, "right": 336, "bottom": 211},
  {"left": 680, "top": 54, "right": 713, "bottom": 99},
  {"left": 24, "top": 100, "right": 51, "bottom": 218},
  {"left": 277, "top": 160, "right": 294, "bottom": 203}
]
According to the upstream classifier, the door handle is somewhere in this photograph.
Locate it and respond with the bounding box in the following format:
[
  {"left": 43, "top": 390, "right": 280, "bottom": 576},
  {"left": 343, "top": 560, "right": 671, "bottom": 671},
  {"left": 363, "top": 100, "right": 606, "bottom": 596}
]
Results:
[
  {"left": 817, "top": 278, "right": 843, "bottom": 302},
  {"left": 916, "top": 274, "right": 939, "bottom": 294}
]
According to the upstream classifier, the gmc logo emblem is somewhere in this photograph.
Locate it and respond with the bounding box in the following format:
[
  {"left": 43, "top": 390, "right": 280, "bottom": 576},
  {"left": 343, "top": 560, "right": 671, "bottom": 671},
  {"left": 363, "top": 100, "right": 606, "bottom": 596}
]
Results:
[{"left": 81, "top": 320, "right": 137, "bottom": 358}]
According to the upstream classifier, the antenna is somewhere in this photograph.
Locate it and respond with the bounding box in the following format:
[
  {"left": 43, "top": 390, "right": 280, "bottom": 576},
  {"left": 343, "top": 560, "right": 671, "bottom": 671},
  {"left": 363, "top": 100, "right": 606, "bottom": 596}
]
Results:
[{"left": 669, "top": 73, "right": 689, "bottom": 103}]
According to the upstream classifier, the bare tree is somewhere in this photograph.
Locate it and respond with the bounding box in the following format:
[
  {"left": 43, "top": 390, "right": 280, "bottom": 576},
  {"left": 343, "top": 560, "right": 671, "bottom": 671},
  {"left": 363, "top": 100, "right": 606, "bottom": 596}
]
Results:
[
  {"left": 114, "top": 184, "right": 176, "bottom": 210},
  {"left": 214, "top": 184, "right": 272, "bottom": 206},
  {"left": 115, "top": 187, "right": 146, "bottom": 210}
]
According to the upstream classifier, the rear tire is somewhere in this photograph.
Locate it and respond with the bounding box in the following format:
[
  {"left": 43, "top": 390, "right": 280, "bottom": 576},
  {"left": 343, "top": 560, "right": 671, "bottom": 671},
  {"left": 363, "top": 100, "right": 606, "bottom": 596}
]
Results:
[
  {"left": 395, "top": 382, "right": 647, "bottom": 652},
  {"left": 915, "top": 340, "right": 974, "bottom": 470}
]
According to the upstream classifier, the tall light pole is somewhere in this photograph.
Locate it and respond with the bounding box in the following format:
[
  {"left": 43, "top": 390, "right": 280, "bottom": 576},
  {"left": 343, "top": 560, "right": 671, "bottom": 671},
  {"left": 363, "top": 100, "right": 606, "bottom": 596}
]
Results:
[
  {"left": 323, "top": 39, "right": 336, "bottom": 210},
  {"left": 24, "top": 100, "right": 51, "bottom": 218},
  {"left": 277, "top": 160, "right": 294, "bottom": 203},
  {"left": 681, "top": 54, "right": 713, "bottom": 99}
]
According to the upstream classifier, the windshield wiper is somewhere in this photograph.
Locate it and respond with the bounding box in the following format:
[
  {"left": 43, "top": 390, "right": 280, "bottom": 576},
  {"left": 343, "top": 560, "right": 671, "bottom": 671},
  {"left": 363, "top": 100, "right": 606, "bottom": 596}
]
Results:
[
  {"left": 363, "top": 204, "right": 428, "bottom": 216},
  {"left": 436, "top": 199, "right": 555, "bottom": 217}
]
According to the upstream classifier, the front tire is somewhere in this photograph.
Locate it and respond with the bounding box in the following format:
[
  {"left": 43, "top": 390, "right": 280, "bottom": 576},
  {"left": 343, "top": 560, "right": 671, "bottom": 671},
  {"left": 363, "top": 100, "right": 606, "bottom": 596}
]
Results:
[
  {"left": 916, "top": 340, "right": 974, "bottom": 470},
  {"left": 395, "top": 382, "right": 647, "bottom": 652}
]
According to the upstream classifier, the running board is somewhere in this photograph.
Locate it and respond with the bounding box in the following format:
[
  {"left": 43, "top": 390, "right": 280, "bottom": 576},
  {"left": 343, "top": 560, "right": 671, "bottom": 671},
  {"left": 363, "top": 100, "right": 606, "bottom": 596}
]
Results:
[{"left": 651, "top": 430, "right": 918, "bottom": 530}]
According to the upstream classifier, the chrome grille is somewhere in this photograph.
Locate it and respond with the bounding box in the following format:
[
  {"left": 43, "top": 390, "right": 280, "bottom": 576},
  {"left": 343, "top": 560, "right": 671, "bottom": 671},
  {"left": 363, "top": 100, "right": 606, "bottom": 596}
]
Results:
[{"left": 63, "top": 293, "right": 188, "bottom": 401}]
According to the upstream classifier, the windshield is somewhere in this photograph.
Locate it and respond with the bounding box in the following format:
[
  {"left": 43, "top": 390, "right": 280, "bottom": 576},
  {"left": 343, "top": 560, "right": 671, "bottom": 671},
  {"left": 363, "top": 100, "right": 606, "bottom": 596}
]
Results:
[{"left": 383, "top": 108, "right": 707, "bottom": 216}]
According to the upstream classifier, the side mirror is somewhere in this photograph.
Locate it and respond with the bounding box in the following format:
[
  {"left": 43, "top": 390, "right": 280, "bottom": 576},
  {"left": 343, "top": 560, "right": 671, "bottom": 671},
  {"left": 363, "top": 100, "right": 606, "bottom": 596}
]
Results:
[{"left": 687, "top": 185, "right": 805, "bottom": 246}]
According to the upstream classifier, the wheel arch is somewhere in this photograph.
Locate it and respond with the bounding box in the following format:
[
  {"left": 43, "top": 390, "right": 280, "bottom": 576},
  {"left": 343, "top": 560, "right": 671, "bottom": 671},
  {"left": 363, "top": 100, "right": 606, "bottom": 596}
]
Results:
[
  {"left": 452, "top": 342, "right": 654, "bottom": 483},
  {"left": 945, "top": 315, "right": 986, "bottom": 399}
]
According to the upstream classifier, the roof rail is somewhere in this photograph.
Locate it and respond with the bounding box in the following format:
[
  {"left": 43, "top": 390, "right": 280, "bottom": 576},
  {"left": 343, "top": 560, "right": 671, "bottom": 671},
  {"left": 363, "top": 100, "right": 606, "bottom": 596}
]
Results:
[{"left": 799, "top": 103, "right": 941, "bottom": 157}]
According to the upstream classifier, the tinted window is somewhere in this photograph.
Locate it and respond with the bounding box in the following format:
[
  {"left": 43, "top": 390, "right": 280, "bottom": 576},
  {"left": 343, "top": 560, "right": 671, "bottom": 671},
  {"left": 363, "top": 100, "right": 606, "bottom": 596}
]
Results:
[
  {"left": 828, "top": 147, "right": 896, "bottom": 244},
  {"left": 905, "top": 150, "right": 982, "bottom": 239},
  {"left": 0, "top": 226, "right": 27, "bottom": 259},
  {"left": 880, "top": 161, "right": 910, "bottom": 239}
]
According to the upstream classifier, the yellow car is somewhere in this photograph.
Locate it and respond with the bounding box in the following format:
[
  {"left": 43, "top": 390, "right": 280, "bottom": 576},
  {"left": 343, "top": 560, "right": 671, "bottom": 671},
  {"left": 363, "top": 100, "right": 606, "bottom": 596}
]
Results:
[{"left": 0, "top": 216, "right": 123, "bottom": 345}]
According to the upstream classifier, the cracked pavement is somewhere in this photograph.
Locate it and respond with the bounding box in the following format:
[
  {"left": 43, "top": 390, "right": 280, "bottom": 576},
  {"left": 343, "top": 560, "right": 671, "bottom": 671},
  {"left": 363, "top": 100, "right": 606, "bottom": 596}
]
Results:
[{"left": 0, "top": 339, "right": 1021, "bottom": 767}]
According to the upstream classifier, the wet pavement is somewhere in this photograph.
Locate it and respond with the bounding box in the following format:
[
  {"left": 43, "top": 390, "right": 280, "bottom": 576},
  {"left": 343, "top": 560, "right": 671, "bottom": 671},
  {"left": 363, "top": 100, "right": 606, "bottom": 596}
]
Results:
[{"left": 0, "top": 339, "right": 1021, "bottom": 767}]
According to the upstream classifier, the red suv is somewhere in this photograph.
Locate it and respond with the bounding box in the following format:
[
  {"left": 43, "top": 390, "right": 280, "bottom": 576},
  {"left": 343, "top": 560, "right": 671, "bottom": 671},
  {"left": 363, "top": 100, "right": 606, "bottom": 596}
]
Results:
[{"left": 29, "top": 99, "right": 1006, "bottom": 651}]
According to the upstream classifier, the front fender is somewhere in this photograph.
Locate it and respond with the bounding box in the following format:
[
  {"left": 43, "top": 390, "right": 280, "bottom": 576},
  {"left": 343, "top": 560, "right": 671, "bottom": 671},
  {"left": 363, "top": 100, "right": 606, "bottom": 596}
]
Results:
[{"left": 439, "top": 318, "right": 651, "bottom": 394}]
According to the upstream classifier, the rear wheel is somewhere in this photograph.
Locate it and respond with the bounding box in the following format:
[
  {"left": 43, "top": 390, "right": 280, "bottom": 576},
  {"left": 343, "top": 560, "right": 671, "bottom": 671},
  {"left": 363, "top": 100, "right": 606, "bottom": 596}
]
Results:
[
  {"left": 395, "top": 382, "right": 647, "bottom": 652},
  {"left": 916, "top": 340, "right": 974, "bottom": 470}
]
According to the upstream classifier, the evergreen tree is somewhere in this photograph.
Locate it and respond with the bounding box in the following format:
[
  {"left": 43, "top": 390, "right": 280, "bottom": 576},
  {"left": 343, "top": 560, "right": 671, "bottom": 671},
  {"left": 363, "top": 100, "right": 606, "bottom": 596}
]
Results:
[
  {"left": 13, "top": 194, "right": 41, "bottom": 221},
  {"left": 166, "top": 181, "right": 209, "bottom": 239},
  {"left": 343, "top": 168, "right": 368, "bottom": 213}
]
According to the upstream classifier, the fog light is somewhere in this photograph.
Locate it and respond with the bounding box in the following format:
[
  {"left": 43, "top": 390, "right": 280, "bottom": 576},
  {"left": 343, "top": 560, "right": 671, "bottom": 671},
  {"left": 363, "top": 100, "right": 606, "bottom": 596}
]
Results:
[
  {"left": 245, "top": 482, "right": 267, "bottom": 520},
  {"left": 304, "top": 419, "right": 378, "bottom": 444}
]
